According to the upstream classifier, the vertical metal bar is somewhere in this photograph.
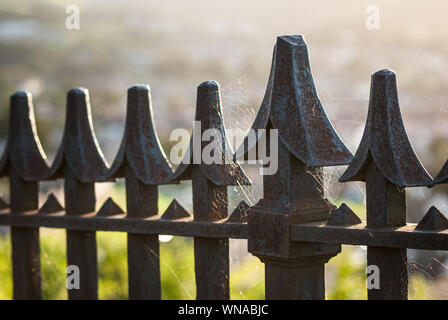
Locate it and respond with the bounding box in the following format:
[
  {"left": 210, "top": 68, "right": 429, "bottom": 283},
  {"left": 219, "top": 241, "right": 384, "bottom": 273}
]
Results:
[
  {"left": 9, "top": 168, "right": 41, "bottom": 300},
  {"left": 2, "top": 91, "right": 50, "bottom": 299},
  {"left": 192, "top": 166, "right": 229, "bottom": 300},
  {"left": 170, "top": 80, "right": 248, "bottom": 299},
  {"left": 265, "top": 264, "right": 325, "bottom": 300},
  {"left": 125, "top": 167, "right": 161, "bottom": 300},
  {"left": 260, "top": 142, "right": 337, "bottom": 300},
  {"left": 366, "top": 163, "right": 408, "bottom": 300},
  {"left": 264, "top": 142, "right": 324, "bottom": 206},
  {"left": 339, "top": 69, "right": 433, "bottom": 299},
  {"left": 64, "top": 169, "right": 98, "bottom": 300},
  {"left": 241, "top": 36, "right": 350, "bottom": 300}
]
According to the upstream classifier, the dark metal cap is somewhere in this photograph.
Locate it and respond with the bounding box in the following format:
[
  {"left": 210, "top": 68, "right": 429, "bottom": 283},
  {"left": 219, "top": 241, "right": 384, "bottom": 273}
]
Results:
[
  {"left": 415, "top": 206, "right": 448, "bottom": 231},
  {"left": 326, "top": 203, "right": 361, "bottom": 226},
  {"left": 339, "top": 70, "right": 432, "bottom": 187},
  {"left": 171, "top": 80, "right": 250, "bottom": 186},
  {"left": 0, "top": 91, "right": 50, "bottom": 180},
  {"left": 108, "top": 85, "right": 173, "bottom": 184},
  {"left": 236, "top": 35, "right": 352, "bottom": 166},
  {"left": 38, "top": 193, "right": 64, "bottom": 214},
  {"left": 48, "top": 88, "right": 109, "bottom": 182},
  {"left": 161, "top": 199, "right": 191, "bottom": 220}
]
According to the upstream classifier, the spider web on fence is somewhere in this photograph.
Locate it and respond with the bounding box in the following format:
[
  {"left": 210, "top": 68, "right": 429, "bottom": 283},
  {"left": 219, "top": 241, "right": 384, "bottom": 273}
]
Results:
[{"left": 218, "top": 58, "right": 448, "bottom": 298}]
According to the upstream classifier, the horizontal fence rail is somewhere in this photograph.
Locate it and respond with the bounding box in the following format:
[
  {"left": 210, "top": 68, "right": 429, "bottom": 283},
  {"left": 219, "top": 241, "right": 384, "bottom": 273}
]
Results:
[{"left": 0, "top": 34, "right": 447, "bottom": 300}]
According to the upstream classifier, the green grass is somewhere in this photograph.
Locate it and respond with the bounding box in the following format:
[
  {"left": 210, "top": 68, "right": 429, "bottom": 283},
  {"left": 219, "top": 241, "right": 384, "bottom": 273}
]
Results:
[
  {"left": 0, "top": 230, "right": 265, "bottom": 300},
  {"left": 0, "top": 230, "right": 432, "bottom": 300},
  {"left": 0, "top": 196, "right": 432, "bottom": 300}
]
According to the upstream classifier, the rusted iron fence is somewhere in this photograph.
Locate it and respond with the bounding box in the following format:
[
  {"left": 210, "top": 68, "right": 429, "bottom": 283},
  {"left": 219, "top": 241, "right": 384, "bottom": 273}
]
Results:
[{"left": 0, "top": 34, "right": 447, "bottom": 300}]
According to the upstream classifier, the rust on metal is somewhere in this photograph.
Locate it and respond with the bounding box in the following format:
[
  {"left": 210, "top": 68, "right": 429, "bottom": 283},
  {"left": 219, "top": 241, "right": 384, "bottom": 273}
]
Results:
[
  {"left": 161, "top": 199, "right": 191, "bottom": 220},
  {"left": 108, "top": 85, "right": 173, "bottom": 184},
  {"left": 226, "top": 200, "right": 250, "bottom": 223},
  {"left": 96, "top": 197, "right": 124, "bottom": 217},
  {"left": 2, "top": 34, "right": 448, "bottom": 301},
  {"left": 326, "top": 203, "right": 361, "bottom": 226},
  {"left": 0, "top": 91, "right": 48, "bottom": 299},
  {"left": 0, "top": 91, "right": 50, "bottom": 180},
  {"left": 171, "top": 80, "right": 250, "bottom": 186},
  {"left": 108, "top": 85, "right": 175, "bottom": 300},
  {"left": 338, "top": 69, "right": 431, "bottom": 300},
  {"left": 171, "top": 80, "right": 250, "bottom": 300},
  {"left": 339, "top": 69, "right": 432, "bottom": 188},
  {"left": 0, "top": 210, "right": 248, "bottom": 239},
  {"left": 46, "top": 87, "right": 109, "bottom": 300},
  {"left": 48, "top": 88, "right": 109, "bottom": 182},
  {"left": 415, "top": 206, "right": 448, "bottom": 231},
  {"left": 236, "top": 35, "right": 352, "bottom": 166},
  {"left": 290, "top": 220, "right": 448, "bottom": 250},
  {"left": 38, "top": 193, "right": 64, "bottom": 214},
  {"left": 242, "top": 35, "right": 349, "bottom": 300}
]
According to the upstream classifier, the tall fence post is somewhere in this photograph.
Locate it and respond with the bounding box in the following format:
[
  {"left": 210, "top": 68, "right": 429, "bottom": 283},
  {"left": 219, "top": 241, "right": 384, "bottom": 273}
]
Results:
[
  {"left": 171, "top": 80, "right": 250, "bottom": 299},
  {"left": 240, "top": 35, "right": 352, "bottom": 299},
  {"left": 0, "top": 92, "right": 50, "bottom": 299},
  {"left": 340, "top": 69, "right": 433, "bottom": 299},
  {"left": 48, "top": 88, "right": 110, "bottom": 299},
  {"left": 109, "top": 85, "right": 174, "bottom": 299}
]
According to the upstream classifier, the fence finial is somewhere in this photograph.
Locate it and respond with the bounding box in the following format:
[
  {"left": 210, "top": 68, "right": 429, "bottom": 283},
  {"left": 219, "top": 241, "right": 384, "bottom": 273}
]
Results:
[
  {"left": 236, "top": 35, "right": 352, "bottom": 166},
  {"left": 109, "top": 85, "right": 170, "bottom": 299},
  {"left": 108, "top": 85, "right": 173, "bottom": 184},
  {"left": 339, "top": 69, "right": 432, "bottom": 187},
  {"left": 171, "top": 80, "right": 250, "bottom": 186},
  {"left": 48, "top": 88, "right": 109, "bottom": 182},
  {"left": 434, "top": 160, "right": 448, "bottom": 184},
  {"left": 170, "top": 80, "right": 248, "bottom": 300},
  {"left": 0, "top": 91, "right": 49, "bottom": 180},
  {"left": 0, "top": 91, "right": 47, "bottom": 299}
]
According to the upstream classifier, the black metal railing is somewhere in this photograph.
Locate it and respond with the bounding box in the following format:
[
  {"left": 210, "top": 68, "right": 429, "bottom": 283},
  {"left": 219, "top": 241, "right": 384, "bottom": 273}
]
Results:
[{"left": 0, "top": 34, "right": 447, "bottom": 300}]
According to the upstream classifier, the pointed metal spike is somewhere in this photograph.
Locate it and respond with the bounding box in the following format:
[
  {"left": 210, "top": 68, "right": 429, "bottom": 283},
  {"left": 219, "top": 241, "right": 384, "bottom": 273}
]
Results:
[
  {"left": 235, "top": 35, "right": 352, "bottom": 166},
  {"left": 340, "top": 69, "right": 432, "bottom": 188},
  {"left": 171, "top": 81, "right": 251, "bottom": 186},
  {"left": 415, "top": 206, "right": 448, "bottom": 231},
  {"left": 48, "top": 88, "right": 110, "bottom": 182},
  {"left": 0, "top": 91, "right": 49, "bottom": 180},
  {"left": 97, "top": 197, "right": 124, "bottom": 217},
  {"left": 227, "top": 200, "right": 250, "bottom": 223},
  {"left": 108, "top": 84, "right": 173, "bottom": 185},
  {"left": 0, "top": 197, "right": 9, "bottom": 209},
  {"left": 195, "top": 80, "right": 222, "bottom": 126},
  {"left": 38, "top": 193, "right": 64, "bottom": 214},
  {"left": 161, "top": 199, "right": 191, "bottom": 220},
  {"left": 434, "top": 159, "right": 448, "bottom": 184},
  {"left": 326, "top": 203, "right": 362, "bottom": 226}
]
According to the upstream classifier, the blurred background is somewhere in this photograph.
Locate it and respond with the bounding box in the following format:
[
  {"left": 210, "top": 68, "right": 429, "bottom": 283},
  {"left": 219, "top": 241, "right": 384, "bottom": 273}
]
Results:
[{"left": 0, "top": 0, "right": 447, "bottom": 299}]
